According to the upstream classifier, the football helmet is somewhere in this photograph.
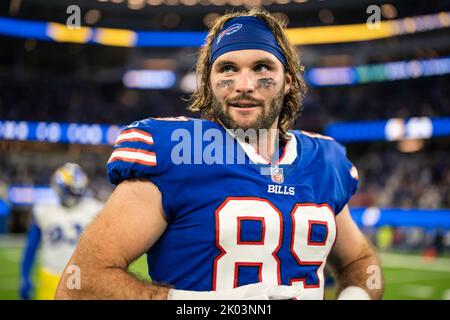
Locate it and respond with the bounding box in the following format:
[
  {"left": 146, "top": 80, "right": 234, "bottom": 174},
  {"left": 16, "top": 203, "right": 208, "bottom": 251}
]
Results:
[{"left": 51, "top": 163, "right": 88, "bottom": 208}]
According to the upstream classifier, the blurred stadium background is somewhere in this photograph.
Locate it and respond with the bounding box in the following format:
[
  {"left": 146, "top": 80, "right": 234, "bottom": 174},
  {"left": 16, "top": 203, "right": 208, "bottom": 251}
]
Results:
[{"left": 0, "top": 0, "right": 450, "bottom": 300}]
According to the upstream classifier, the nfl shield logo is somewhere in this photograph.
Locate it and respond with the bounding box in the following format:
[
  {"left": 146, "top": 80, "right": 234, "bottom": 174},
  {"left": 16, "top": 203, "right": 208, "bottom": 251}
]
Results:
[{"left": 270, "top": 166, "right": 284, "bottom": 184}]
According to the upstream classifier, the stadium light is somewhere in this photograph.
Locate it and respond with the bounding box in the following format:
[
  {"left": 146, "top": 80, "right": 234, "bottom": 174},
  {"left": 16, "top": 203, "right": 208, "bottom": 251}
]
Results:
[
  {"left": 1, "top": 12, "right": 449, "bottom": 47},
  {"left": 182, "top": 0, "right": 200, "bottom": 6},
  {"left": 122, "top": 69, "right": 177, "bottom": 89},
  {"left": 397, "top": 139, "right": 425, "bottom": 153},
  {"left": 180, "top": 71, "right": 198, "bottom": 93},
  {"left": 381, "top": 4, "right": 398, "bottom": 19},
  {"left": 306, "top": 57, "right": 450, "bottom": 86},
  {"left": 147, "top": 0, "right": 164, "bottom": 5},
  {"left": 128, "top": 0, "right": 146, "bottom": 9},
  {"left": 1, "top": 116, "right": 449, "bottom": 146},
  {"left": 318, "top": 9, "right": 334, "bottom": 25},
  {"left": 0, "top": 120, "right": 122, "bottom": 145},
  {"left": 84, "top": 9, "right": 102, "bottom": 25}
]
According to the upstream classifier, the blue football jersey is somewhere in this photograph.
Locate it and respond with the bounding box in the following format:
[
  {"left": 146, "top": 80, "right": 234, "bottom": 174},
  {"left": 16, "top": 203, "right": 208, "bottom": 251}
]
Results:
[{"left": 107, "top": 117, "right": 358, "bottom": 299}]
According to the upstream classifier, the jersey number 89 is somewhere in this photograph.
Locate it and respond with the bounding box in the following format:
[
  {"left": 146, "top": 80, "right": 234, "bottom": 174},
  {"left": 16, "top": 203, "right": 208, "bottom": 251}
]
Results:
[{"left": 213, "top": 197, "right": 336, "bottom": 299}]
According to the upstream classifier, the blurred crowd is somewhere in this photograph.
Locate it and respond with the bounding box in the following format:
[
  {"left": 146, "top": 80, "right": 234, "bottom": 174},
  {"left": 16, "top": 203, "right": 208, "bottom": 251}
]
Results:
[
  {"left": 0, "top": 78, "right": 187, "bottom": 125},
  {"left": 0, "top": 147, "right": 113, "bottom": 203},
  {"left": 351, "top": 150, "right": 450, "bottom": 209},
  {"left": 298, "top": 76, "right": 450, "bottom": 132}
]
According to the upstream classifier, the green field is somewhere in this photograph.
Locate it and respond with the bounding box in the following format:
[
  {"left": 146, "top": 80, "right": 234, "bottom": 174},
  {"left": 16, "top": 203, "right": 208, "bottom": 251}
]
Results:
[
  {"left": 1, "top": 236, "right": 450, "bottom": 300},
  {"left": 0, "top": 236, "right": 151, "bottom": 300}
]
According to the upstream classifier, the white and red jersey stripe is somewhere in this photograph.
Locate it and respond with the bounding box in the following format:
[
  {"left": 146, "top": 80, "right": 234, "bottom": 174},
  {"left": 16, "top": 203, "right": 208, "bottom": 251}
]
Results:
[
  {"left": 300, "top": 131, "right": 334, "bottom": 141},
  {"left": 114, "top": 129, "right": 154, "bottom": 145},
  {"left": 108, "top": 147, "right": 157, "bottom": 166}
]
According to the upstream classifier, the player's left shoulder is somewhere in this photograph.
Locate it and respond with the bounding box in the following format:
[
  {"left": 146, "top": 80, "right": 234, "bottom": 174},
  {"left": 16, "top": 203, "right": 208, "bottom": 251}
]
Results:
[
  {"left": 297, "top": 130, "right": 335, "bottom": 143},
  {"left": 295, "top": 130, "right": 359, "bottom": 213},
  {"left": 294, "top": 130, "right": 342, "bottom": 162},
  {"left": 294, "top": 130, "right": 358, "bottom": 179}
]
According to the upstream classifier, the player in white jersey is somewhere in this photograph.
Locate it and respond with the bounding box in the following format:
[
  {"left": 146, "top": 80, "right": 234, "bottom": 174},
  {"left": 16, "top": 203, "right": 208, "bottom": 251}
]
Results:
[{"left": 19, "top": 163, "right": 103, "bottom": 300}]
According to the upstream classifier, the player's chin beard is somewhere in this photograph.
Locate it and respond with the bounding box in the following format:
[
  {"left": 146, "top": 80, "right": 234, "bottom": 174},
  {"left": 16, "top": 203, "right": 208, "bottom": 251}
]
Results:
[{"left": 212, "top": 89, "right": 284, "bottom": 132}]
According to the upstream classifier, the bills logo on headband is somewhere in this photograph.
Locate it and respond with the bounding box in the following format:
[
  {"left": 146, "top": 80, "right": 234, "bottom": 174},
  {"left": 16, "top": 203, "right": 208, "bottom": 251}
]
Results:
[
  {"left": 270, "top": 166, "right": 284, "bottom": 184},
  {"left": 216, "top": 23, "right": 243, "bottom": 44}
]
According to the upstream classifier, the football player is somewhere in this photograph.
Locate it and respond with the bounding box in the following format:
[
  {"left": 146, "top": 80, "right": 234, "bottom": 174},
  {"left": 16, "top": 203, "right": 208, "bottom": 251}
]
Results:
[
  {"left": 20, "top": 163, "right": 103, "bottom": 299},
  {"left": 56, "top": 9, "right": 383, "bottom": 300}
]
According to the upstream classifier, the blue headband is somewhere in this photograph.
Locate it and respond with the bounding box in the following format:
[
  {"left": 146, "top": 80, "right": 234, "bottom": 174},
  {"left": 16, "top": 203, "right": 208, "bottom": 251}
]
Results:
[{"left": 210, "top": 16, "right": 287, "bottom": 66}]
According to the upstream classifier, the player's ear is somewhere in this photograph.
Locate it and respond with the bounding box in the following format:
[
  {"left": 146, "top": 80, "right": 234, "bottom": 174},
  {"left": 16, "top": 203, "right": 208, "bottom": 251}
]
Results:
[{"left": 284, "top": 72, "right": 292, "bottom": 95}]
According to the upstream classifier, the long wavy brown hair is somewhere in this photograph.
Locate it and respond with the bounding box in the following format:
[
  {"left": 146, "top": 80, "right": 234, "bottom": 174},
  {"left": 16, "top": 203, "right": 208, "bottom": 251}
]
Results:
[{"left": 188, "top": 8, "right": 307, "bottom": 140}]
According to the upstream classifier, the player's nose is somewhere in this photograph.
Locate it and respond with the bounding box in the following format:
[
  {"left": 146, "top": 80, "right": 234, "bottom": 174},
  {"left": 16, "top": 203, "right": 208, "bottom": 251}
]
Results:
[{"left": 235, "top": 70, "right": 255, "bottom": 93}]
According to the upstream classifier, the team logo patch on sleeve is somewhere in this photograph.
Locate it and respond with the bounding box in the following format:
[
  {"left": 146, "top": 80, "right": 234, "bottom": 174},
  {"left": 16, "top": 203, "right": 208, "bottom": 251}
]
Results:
[
  {"left": 108, "top": 148, "right": 157, "bottom": 166},
  {"left": 114, "top": 129, "right": 154, "bottom": 145}
]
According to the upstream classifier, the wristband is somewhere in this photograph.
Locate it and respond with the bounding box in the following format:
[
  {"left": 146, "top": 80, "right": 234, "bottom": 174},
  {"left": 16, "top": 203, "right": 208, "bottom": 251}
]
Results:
[{"left": 337, "top": 286, "right": 371, "bottom": 300}]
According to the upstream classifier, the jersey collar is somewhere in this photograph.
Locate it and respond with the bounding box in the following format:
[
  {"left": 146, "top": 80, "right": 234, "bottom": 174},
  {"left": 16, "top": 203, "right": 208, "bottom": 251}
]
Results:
[{"left": 226, "top": 129, "right": 298, "bottom": 165}]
